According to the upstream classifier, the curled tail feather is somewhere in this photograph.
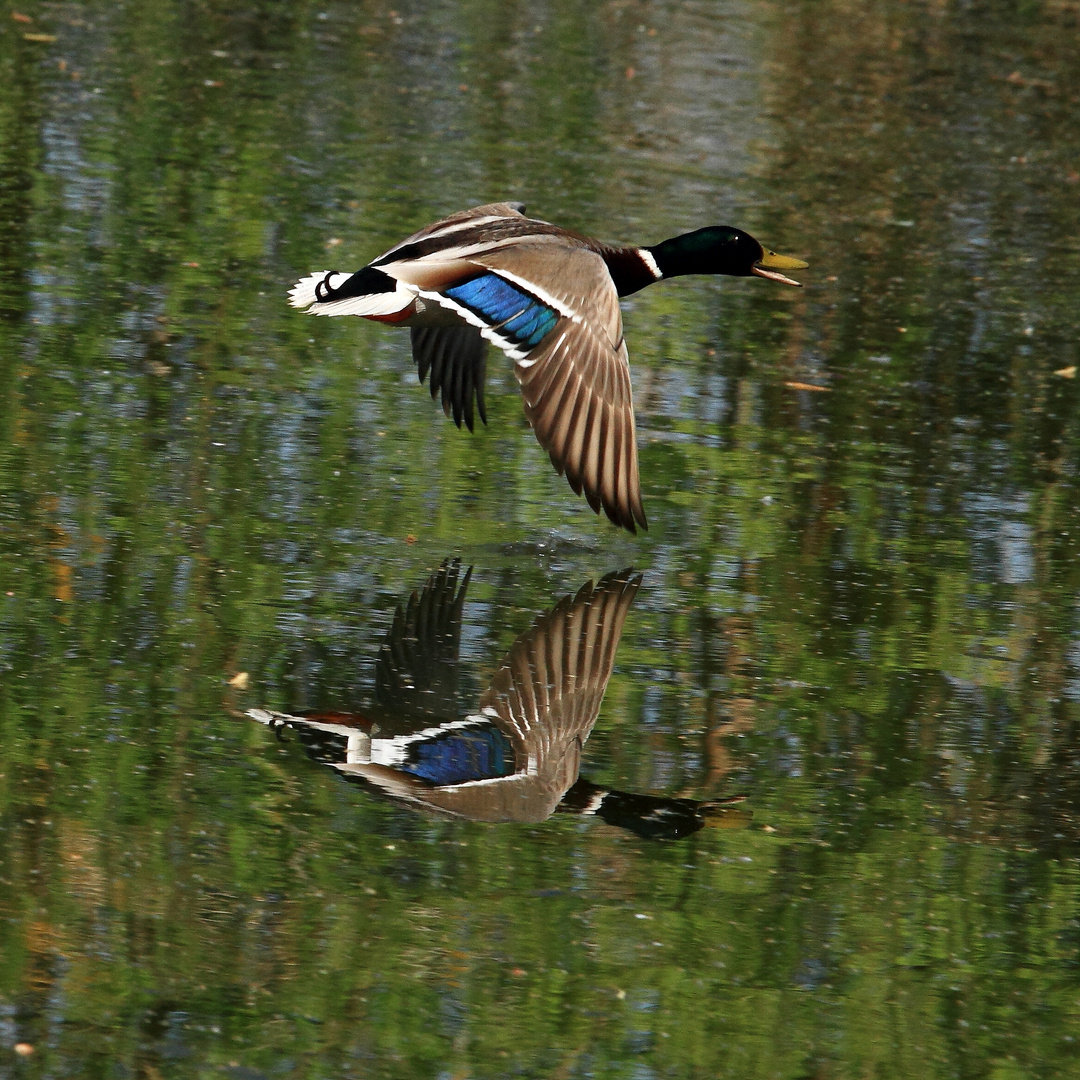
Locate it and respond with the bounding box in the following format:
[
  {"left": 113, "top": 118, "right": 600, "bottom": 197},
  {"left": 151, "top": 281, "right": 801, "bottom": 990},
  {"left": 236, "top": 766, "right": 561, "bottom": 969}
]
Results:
[
  {"left": 288, "top": 270, "right": 416, "bottom": 318},
  {"left": 288, "top": 272, "right": 334, "bottom": 309}
]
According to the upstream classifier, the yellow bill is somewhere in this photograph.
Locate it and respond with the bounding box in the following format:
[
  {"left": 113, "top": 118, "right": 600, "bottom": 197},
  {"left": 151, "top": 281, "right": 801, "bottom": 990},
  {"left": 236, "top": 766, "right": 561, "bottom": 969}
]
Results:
[{"left": 753, "top": 249, "right": 809, "bottom": 287}]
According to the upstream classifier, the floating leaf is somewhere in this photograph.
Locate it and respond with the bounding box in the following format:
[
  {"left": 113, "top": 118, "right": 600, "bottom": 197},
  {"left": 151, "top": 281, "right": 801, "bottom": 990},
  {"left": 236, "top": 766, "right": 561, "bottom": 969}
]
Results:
[{"left": 784, "top": 380, "right": 830, "bottom": 392}]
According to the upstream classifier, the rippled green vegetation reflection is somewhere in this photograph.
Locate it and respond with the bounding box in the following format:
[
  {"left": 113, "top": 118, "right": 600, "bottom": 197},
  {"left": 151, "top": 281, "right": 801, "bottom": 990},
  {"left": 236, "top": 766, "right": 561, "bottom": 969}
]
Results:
[{"left": 2, "top": 0, "right": 1080, "bottom": 1077}]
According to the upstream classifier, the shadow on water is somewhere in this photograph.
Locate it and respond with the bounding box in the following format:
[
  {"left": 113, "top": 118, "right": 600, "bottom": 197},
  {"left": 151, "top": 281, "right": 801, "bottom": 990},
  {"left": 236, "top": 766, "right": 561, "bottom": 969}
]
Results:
[{"left": 250, "top": 560, "right": 749, "bottom": 839}]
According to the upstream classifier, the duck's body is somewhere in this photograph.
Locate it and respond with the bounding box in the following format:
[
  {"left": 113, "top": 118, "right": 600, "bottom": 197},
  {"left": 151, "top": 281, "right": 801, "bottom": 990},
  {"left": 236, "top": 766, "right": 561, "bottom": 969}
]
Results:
[{"left": 289, "top": 203, "right": 807, "bottom": 532}]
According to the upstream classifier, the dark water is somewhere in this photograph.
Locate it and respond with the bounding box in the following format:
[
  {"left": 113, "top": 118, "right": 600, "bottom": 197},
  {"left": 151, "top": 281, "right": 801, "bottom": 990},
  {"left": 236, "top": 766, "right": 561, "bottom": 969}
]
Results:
[{"left": 2, "top": 0, "right": 1080, "bottom": 1076}]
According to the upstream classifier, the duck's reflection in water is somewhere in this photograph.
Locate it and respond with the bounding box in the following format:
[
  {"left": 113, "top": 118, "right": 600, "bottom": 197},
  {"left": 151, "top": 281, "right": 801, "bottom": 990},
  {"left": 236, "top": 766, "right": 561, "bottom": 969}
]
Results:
[{"left": 249, "top": 561, "right": 748, "bottom": 840}]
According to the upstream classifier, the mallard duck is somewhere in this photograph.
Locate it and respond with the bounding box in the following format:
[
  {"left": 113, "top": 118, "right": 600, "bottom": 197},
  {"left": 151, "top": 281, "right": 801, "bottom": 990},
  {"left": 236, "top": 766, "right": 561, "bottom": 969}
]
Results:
[
  {"left": 289, "top": 203, "right": 808, "bottom": 532},
  {"left": 250, "top": 560, "right": 641, "bottom": 824},
  {"left": 249, "top": 560, "right": 747, "bottom": 837}
]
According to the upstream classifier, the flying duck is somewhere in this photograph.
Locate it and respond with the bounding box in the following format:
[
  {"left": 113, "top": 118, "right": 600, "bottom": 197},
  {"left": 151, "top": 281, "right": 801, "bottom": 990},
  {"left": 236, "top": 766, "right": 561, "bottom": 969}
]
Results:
[
  {"left": 249, "top": 560, "right": 747, "bottom": 837},
  {"left": 288, "top": 203, "right": 808, "bottom": 532}
]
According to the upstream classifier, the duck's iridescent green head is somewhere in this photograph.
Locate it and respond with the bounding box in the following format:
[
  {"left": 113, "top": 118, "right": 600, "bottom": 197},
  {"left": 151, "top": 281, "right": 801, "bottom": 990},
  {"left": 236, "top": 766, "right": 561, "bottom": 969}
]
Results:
[{"left": 647, "top": 226, "right": 807, "bottom": 286}]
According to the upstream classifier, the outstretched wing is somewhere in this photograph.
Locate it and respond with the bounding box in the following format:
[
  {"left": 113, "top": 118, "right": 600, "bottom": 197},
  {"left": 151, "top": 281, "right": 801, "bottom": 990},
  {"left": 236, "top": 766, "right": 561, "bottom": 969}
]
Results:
[
  {"left": 373, "top": 559, "right": 472, "bottom": 725},
  {"left": 519, "top": 315, "right": 645, "bottom": 533},
  {"left": 403, "top": 243, "right": 647, "bottom": 533}
]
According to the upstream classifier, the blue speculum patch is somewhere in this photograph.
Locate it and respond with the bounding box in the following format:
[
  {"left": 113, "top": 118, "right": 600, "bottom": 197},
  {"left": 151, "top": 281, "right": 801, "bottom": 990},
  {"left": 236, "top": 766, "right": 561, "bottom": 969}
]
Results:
[
  {"left": 445, "top": 274, "right": 558, "bottom": 349},
  {"left": 398, "top": 723, "right": 515, "bottom": 785}
]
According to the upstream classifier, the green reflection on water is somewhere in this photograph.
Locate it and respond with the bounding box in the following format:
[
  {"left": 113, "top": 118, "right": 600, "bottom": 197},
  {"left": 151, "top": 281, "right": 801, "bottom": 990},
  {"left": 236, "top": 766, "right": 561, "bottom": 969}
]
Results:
[{"left": 1, "top": 0, "right": 1080, "bottom": 1077}]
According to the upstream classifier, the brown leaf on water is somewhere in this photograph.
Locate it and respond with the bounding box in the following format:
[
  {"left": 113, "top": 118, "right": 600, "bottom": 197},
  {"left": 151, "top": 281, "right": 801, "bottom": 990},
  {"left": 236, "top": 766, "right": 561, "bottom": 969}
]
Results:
[
  {"left": 783, "top": 380, "right": 830, "bottom": 392},
  {"left": 1003, "top": 69, "right": 1055, "bottom": 90},
  {"left": 228, "top": 671, "right": 250, "bottom": 690},
  {"left": 405, "top": 534, "right": 417, "bottom": 545},
  {"left": 24, "top": 33, "right": 57, "bottom": 42},
  {"left": 14, "top": 1043, "right": 34, "bottom": 1056},
  {"left": 11, "top": 11, "right": 33, "bottom": 22},
  {"left": 1054, "top": 366, "right": 1076, "bottom": 379},
  {"left": 54, "top": 562, "right": 73, "bottom": 603}
]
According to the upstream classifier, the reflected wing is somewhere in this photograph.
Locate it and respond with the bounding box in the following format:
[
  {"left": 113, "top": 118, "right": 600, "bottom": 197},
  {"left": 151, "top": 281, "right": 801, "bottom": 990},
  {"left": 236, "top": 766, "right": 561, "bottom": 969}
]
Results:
[
  {"left": 336, "top": 568, "right": 641, "bottom": 822},
  {"left": 479, "top": 569, "right": 642, "bottom": 769},
  {"left": 411, "top": 326, "right": 488, "bottom": 432},
  {"left": 250, "top": 568, "right": 641, "bottom": 826},
  {"left": 373, "top": 559, "right": 472, "bottom": 722}
]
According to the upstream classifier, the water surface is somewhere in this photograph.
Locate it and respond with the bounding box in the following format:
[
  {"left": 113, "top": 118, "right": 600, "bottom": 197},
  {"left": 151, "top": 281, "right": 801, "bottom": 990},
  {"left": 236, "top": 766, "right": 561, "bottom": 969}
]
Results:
[{"left": 1, "top": 1, "right": 1079, "bottom": 1077}]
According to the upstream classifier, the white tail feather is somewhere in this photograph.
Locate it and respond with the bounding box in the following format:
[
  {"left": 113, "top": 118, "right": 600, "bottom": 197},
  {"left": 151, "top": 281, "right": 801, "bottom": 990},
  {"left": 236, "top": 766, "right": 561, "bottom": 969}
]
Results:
[
  {"left": 288, "top": 272, "right": 334, "bottom": 309},
  {"left": 247, "top": 708, "right": 286, "bottom": 726},
  {"left": 287, "top": 271, "right": 417, "bottom": 318}
]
